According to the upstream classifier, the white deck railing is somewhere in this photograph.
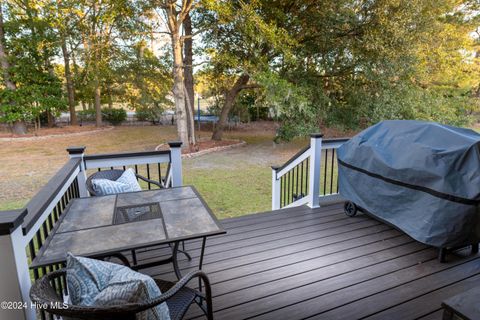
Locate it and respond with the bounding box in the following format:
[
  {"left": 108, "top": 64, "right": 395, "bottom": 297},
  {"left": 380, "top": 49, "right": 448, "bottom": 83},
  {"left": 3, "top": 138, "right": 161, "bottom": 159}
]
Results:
[
  {"left": 271, "top": 134, "right": 350, "bottom": 210},
  {"left": 0, "top": 142, "right": 183, "bottom": 320}
]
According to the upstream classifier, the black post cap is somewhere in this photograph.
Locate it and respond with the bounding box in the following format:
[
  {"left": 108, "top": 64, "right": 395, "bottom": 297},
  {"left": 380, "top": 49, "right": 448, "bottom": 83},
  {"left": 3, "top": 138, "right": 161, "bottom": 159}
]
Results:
[
  {"left": 0, "top": 209, "right": 28, "bottom": 235},
  {"left": 168, "top": 141, "right": 183, "bottom": 148},
  {"left": 67, "top": 146, "right": 86, "bottom": 155},
  {"left": 310, "top": 133, "right": 324, "bottom": 138},
  {"left": 271, "top": 165, "right": 280, "bottom": 171}
]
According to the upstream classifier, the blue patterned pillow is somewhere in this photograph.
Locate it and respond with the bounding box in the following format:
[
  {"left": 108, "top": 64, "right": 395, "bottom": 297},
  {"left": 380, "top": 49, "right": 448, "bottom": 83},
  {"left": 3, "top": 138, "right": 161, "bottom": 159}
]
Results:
[
  {"left": 91, "top": 178, "right": 132, "bottom": 196},
  {"left": 66, "top": 253, "right": 170, "bottom": 320},
  {"left": 116, "top": 168, "right": 142, "bottom": 192}
]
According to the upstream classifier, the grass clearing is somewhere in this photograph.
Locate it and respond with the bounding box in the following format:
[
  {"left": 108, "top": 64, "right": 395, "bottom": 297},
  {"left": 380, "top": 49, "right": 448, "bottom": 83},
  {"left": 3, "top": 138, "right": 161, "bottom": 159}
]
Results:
[{"left": 0, "top": 124, "right": 305, "bottom": 219}]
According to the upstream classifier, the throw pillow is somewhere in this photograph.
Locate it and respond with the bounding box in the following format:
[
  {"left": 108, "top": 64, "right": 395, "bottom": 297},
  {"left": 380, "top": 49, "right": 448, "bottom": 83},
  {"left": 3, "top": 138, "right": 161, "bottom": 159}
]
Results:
[
  {"left": 116, "top": 168, "right": 142, "bottom": 192},
  {"left": 91, "top": 178, "right": 133, "bottom": 196},
  {"left": 66, "top": 253, "right": 170, "bottom": 320}
]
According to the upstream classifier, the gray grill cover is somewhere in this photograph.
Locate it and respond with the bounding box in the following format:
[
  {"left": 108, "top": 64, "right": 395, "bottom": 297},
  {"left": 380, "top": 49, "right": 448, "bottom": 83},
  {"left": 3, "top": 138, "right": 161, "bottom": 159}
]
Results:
[{"left": 337, "top": 120, "right": 480, "bottom": 248}]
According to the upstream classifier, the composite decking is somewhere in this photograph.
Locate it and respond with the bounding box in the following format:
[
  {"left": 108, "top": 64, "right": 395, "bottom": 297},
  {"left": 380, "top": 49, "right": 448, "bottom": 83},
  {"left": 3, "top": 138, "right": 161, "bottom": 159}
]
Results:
[{"left": 134, "top": 202, "right": 480, "bottom": 320}]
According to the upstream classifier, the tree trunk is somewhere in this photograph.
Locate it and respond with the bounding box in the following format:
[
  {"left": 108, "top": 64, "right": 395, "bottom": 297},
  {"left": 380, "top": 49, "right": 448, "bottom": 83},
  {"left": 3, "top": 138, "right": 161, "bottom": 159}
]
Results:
[
  {"left": 107, "top": 85, "right": 113, "bottom": 108},
  {"left": 172, "top": 32, "right": 189, "bottom": 145},
  {"left": 94, "top": 77, "right": 102, "bottom": 126},
  {"left": 184, "top": 86, "right": 196, "bottom": 145},
  {"left": 47, "top": 111, "right": 55, "bottom": 128},
  {"left": 61, "top": 37, "right": 77, "bottom": 125},
  {"left": 183, "top": 13, "right": 196, "bottom": 145},
  {"left": 212, "top": 74, "right": 250, "bottom": 141},
  {"left": 0, "top": 4, "right": 26, "bottom": 134},
  {"left": 12, "top": 120, "right": 27, "bottom": 135},
  {"left": 184, "top": 13, "right": 195, "bottom": 115}
]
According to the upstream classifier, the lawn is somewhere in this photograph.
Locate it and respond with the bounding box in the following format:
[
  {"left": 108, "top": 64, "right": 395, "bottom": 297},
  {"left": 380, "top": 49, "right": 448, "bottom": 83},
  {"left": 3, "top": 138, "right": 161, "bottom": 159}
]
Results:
[{"left": 0, "top": 124, "right": 306, "bottom": 219}]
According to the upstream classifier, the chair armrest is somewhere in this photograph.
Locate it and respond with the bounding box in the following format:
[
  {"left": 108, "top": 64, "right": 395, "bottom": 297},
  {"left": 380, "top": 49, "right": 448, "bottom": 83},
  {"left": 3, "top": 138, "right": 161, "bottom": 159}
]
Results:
[
  {"left": 141, "top": 270, "right": 213, "bottom": 309},
  {"left": 30, "top": 269, "right": 66, "bottom": 305},
  {"left": 135, "top": 174, "right": 163, "bottom": 188}
]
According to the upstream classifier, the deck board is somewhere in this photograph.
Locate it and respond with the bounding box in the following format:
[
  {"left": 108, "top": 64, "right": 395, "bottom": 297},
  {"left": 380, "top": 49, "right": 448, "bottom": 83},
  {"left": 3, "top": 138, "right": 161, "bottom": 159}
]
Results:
[{"left": 136, "top": 203, "right": 480, "bottom": 320}]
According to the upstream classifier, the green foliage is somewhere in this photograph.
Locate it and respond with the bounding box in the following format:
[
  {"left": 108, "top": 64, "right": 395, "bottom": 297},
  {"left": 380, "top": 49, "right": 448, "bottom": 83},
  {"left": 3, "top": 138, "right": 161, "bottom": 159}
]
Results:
[
  {"left": 200, "top": 0, "right": 480, "bottom": 141},
  {"left": 0, "top": 0, "right": 478, "bottom": 137},
  {"left": 135, "top": 106, "right": 164, "bottom": 123},
  {"left": 102, "top": 108, "right": 127, "bottom": 125},
  {"left": 77, "top": 109, "right": 96, "bottom": 121},
  {"left": 0, "top": 1, "right": 66, "bottom": 124}
]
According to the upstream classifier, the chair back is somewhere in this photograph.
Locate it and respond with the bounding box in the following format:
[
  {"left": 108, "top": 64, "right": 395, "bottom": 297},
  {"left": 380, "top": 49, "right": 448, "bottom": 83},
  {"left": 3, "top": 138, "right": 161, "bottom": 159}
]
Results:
[{"left": 30, "top": 270, "right": 138, "bottom": 320}]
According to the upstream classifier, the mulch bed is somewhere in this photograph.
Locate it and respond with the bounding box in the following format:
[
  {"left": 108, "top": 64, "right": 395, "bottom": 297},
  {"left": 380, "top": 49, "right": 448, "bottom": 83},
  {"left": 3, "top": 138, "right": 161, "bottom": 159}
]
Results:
[
  {"left": 156, "top": 139, "right": 243, "bottom": 155},
  {"left": 0, "top": 125, "right": 109, "bottom": 139}
]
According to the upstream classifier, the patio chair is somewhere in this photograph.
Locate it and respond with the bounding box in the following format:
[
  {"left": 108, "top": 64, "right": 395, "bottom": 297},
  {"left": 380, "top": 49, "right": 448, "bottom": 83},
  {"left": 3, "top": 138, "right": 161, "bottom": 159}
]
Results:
[
  {"left": 86, "top": 169, "right": 166, "bottom": 196},
  {"left": 30, "top": 268, "right": 214, "bottom": 320}
]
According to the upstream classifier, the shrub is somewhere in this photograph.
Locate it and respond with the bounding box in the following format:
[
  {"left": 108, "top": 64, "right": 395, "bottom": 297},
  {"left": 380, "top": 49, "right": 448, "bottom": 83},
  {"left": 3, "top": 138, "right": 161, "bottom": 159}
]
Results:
[
  {"left": 77, "top": 109, "right": 96, "bottom": 121},
  {"left": 135, "top": 108, "right": 156, "bottom": 122},
  {"left": 102, "top": 108, "right": 127, "bottom": 125}
]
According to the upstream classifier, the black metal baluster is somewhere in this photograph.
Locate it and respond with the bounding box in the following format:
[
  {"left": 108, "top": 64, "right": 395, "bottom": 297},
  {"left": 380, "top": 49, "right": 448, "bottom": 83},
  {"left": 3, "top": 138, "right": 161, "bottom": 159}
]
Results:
[
  {"left": 75, "top": 178, "right": 80, "bottom": 198},
  {"left": 330, "top": 149, "right": 335, "bottom": 194},
  {"left": 35, "top": 231, "right": 46, "bottom": 278},
  {"left": 280, "top": 176, "right": 283, "bottom": 208},
  {"left": 123, "top": 166, "right": 126, "bottom": 171},
  {"left": 300, "top": 161, "right": 304, "bottom": 198},
  {"left": 288, "top": 169, "right": 292, "bottom": 204},
  {"left": 42, "top": 221, "right": 49, "bottom": 241},
  {"left": 306, "top": 157, "right": 310, "bottom": 194},
  {"left": 66, "top": 185, "right": 72, "bottom": 203},
  {"left": 52, "top": 264, "right": 61, "bottom": 297},
  {"left": 71, "top": 178, "right": 77, "bottom": 198},
  {"left": 295, "top": 164, "right": 299, "bottom": 200},
  {"left": 157, "top": 163, "right": 162, "bottom": 187},
  {"left": 285, "top": 172, "right": 290, "bottom": 206},
  {"left": 282, "top": 175, "right": 286, "bottom": 208},
  {"left": 47, "top": 214, "right": 54, "bottom": 232},
  {"left": 48, "top": 264, "right": 58, "bottom": 296},
  {"left": 61, "top": 262, "right": 68, "bottom": 295},
  {"left": 283, "top": 174, "right": 288, "bottom": 206},
  {"left": 60, "top": 193, "right": 66, "bottom": 212},
  {"left": 323, "top": 149, "right": 328, "bottom": 195},
  {"left": 28, "top": 240, "right": 39, "bottom": 280},
  {"left": 146, "top": 164, "right": 151, "bottom": 189},
  {"left": 55, "top": 202, "right": 61, "bottom": 219}
]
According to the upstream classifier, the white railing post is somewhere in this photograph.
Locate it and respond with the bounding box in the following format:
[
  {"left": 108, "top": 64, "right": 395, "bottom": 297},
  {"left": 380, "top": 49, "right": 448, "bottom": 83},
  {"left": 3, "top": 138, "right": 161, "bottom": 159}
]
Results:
[
  {"left": 271, "top": 166, "right": 281, "bottom": 210},
  {"left": 67, "top": 146, "right": 89, "bottom": 197},
  {"left": 0, "top": 209, "right": 35, "bottom": 320},
  {"left": 168, "top": 141, "right": 183, "bottom": 187},
  {"left": 308, "top": 133, "right": 323, "bottom": 208}
]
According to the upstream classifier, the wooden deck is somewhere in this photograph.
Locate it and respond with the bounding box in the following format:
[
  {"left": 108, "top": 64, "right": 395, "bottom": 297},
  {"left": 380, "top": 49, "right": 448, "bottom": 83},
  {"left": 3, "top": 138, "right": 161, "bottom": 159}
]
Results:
[{"left": 135, "top": 202, "right": 480, "bottom": 320}]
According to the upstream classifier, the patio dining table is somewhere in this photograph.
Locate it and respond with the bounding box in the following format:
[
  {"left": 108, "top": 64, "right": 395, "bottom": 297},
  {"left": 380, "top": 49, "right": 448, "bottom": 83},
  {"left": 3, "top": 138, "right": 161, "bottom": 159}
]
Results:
[{"left": 30, "top": 186, "right": 225, "bottom": 279}]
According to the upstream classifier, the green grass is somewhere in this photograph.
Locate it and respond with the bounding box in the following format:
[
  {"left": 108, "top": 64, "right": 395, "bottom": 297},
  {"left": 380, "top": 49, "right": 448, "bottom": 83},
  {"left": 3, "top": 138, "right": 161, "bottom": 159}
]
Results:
[
  {"left": 0, "top": 199, "right": 29, "bottom": 211},
  {"left": 184, "top": 165, "right": 272, "bottom": 219}
]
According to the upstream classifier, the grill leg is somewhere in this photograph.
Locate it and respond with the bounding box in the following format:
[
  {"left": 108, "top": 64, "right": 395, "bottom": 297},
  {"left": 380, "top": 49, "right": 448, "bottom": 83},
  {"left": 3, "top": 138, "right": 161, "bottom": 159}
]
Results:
[{"left": 472, "top": 243, "right": 479, "bottom": 254}]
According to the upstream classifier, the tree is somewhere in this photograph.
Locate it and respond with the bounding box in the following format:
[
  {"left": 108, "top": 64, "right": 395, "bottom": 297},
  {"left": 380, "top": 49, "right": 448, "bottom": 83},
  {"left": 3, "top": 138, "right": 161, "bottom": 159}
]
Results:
[
  {"left": 202, "top": 0, "right": 480, "bottom": 141},
  {"left": 156, "top": 0, "right": 197, "bottom": 146},
  {"left": 0, "top": 2, "right": 23, "bottom": 134},
  {"left": 0, "top": 0, "right": 65, "bottom": 134},
  {"left": 116, "top": 40, "right": 172, "bottom": 117},
  {"left": 200, "top": 0, "right": 292, "bottom": 140}
]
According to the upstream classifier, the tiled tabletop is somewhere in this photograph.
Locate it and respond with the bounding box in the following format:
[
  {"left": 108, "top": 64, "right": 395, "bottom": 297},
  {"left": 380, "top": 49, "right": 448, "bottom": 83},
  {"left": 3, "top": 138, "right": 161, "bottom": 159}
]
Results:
[{"left": 31, "top": 186, "right": 224, "bottom": 268}]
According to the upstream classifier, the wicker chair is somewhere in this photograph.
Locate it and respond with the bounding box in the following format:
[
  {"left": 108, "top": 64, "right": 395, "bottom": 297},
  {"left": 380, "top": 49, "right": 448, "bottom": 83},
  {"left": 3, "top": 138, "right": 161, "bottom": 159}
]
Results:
[
  {"left": 30, "top": 269, "right": 213, "bottom": 320},
  {"left": 86, "top": 169, "right": 166, "bottom": 196}
]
